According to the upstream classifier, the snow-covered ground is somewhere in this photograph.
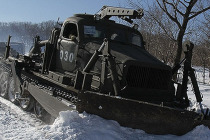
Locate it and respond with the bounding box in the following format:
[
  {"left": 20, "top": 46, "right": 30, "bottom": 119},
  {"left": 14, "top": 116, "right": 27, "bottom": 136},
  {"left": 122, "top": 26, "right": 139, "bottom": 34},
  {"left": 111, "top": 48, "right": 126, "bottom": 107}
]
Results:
[
  {"left": 0, "top": 82, "right": 210, "bottom": 140},
  {"left": 194, "top": 66, "right": 209, "bottom": 84},
  {"left": 178, "top": 66, "right": 210, "bottom": 85},
  {"left": 0, "top": 98, "right": 210, "bottom": 140},
  {"left": 0, "top": 68, "right": 210, "bottom": 139}
]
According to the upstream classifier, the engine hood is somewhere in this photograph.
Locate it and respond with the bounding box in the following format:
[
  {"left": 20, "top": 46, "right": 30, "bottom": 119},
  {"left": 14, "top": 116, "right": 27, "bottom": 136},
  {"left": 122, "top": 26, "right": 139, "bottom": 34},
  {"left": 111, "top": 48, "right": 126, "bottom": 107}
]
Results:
[
  {"left": 111, "top": 42, "right": 166, "bottom": 66},
  {"left": 85, "top": 41, "right": 170, "bottom": 70}
]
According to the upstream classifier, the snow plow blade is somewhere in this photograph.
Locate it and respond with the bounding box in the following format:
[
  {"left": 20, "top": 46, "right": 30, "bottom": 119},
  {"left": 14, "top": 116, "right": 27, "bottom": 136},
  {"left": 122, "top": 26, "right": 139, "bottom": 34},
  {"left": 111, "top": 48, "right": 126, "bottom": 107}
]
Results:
[{"left": 77, "top": 91, "right": 210, "bottom": 135}]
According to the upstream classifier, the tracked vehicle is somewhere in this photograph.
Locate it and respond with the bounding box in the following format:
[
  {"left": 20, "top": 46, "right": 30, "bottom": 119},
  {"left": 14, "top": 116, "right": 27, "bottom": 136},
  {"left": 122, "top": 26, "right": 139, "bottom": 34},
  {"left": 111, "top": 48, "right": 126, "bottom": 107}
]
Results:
[
  {"left": 0, "top": 42, "right": 25, "bottom": 57},
  {"left": 0, "top": 6, "right": 209, "bottom": 135}
]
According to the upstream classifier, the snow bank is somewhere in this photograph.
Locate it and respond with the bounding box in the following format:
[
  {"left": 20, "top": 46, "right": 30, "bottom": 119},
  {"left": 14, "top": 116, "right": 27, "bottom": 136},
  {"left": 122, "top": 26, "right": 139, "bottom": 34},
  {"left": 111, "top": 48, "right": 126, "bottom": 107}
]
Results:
[
  {"left": 181, "top": 125, "right": 210, "bottom": 140},
  {"left": 42, "top": 111, "right": 146, "bottom": 140},
  {"left": 39, "top": 110, "right": 210, "bottom": 140},
  {"left": 1, "top": 97, "right": 210, "bottom": 140},
  {"left": 0, "top": 97, "right": 47, "bottom": 140},
  {"left": 188, "top": 82, "right": 210, "bottom": 108}
]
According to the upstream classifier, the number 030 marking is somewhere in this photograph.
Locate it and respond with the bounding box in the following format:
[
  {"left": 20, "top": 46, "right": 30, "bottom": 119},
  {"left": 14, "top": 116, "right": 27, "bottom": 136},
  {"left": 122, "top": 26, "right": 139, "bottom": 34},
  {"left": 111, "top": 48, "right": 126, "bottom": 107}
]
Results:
[{"left": 60, "top": 50, "right": 74, "bottom": 62}]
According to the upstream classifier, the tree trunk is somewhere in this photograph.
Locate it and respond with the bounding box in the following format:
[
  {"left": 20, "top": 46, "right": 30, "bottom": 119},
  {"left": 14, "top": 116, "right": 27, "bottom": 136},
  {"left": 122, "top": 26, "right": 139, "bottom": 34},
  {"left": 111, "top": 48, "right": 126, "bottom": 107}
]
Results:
[
  {"left": 173, "top": 30, "right": 185, "bottom": 80},
  {"left": 174, "top": 38, "right": 183, "bottom": 66},
  {"left": 174, "top": 28, "right": 186, "bottom": 65}
]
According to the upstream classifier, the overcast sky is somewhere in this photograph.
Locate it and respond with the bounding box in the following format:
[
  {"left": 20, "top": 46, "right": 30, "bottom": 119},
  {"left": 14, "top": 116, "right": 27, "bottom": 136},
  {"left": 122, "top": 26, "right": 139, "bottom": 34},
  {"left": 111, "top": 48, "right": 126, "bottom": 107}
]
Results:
[{"left": 0, "top": 0, "right": 130, "bottom": 23}]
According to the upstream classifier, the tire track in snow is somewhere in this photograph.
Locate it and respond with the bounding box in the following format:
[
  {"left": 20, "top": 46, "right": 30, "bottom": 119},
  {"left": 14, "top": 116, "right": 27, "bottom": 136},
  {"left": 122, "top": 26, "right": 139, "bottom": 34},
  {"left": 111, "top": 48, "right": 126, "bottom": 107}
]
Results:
[{"left": 0, "top": 97, "right": 47, "bottom": 140}]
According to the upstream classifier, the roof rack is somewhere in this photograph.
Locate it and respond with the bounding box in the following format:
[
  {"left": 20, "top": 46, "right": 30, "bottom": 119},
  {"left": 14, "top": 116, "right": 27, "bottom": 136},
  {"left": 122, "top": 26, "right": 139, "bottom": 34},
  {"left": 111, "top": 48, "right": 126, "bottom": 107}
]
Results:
[{"left": 95, "top": 6, "right": 144, "bottom": 24}]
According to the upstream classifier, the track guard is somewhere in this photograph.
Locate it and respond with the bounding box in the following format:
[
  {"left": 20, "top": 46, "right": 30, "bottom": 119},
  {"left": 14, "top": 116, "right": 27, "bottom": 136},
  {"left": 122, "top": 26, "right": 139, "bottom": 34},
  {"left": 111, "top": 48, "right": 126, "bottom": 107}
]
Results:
[{"left": 10, "top": 60, "right": 22, "bottom": 94}]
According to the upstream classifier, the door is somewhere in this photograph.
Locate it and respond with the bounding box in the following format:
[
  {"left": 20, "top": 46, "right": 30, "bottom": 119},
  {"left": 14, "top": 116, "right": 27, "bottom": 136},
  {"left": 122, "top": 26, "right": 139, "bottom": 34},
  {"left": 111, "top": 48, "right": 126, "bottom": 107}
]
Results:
[{"left": 56, "top": 22, "right": 79, "bottom": 72}]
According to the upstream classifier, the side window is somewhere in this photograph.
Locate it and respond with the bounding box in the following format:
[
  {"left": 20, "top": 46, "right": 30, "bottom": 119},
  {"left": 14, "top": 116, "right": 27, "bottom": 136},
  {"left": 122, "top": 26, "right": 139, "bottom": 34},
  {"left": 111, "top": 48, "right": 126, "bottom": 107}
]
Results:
[{"left": 63, "top": 23, "right": 78, "bottom": 39}]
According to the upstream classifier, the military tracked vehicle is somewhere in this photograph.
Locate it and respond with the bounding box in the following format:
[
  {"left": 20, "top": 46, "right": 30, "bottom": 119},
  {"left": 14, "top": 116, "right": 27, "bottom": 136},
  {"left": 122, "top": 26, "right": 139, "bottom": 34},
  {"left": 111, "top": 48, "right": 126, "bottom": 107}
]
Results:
[
  {"left": 0, "top": 42, "right": 25, "bottom": 57},
  {"left": 0, "top": 6, "right": 209, "bottom": 135}
]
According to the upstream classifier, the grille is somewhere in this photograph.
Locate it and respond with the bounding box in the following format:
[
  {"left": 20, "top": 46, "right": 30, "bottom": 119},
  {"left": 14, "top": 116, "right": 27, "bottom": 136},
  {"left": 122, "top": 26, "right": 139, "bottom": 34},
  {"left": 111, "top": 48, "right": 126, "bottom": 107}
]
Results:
[{"left": 126, "top": 65, "right": 171, "bottom": 90}]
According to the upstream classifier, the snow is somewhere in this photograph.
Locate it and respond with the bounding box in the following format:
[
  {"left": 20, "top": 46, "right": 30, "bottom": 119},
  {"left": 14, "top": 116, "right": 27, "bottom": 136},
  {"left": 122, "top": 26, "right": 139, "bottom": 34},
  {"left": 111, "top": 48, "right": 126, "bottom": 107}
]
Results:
[
  {"left": 178, "top": 66, "right": 210, "bottom": 85},
  {"left": 0, "top": 97, "right": 46, "bottom": 140},
  {"left": 0, "top": 69, "right": 210, "bottom": 139},
  {"left": 194, "top": 66, "right": 210, "bottom": 84}
]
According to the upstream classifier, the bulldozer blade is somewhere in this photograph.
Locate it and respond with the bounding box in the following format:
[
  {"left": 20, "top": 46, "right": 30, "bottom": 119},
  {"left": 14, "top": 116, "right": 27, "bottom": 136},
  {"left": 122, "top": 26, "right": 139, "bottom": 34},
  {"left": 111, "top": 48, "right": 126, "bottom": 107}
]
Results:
[{"left": 77, "top": 91, "right": 209, "bottom": 135}]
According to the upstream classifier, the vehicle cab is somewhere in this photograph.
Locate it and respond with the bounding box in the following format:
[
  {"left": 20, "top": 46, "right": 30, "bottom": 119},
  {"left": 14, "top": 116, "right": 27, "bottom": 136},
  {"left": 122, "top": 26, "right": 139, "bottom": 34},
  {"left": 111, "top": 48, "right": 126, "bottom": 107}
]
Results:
[{"left": 56, "top": 14, "right": 144, "bottom": 74}]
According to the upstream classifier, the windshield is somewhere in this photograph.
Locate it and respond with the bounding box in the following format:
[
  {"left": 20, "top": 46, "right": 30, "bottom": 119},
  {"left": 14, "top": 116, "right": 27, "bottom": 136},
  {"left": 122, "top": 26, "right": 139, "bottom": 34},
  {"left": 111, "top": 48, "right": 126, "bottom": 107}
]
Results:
[{"left": 84, "top": 25, "right": 143, "bottom": 47}]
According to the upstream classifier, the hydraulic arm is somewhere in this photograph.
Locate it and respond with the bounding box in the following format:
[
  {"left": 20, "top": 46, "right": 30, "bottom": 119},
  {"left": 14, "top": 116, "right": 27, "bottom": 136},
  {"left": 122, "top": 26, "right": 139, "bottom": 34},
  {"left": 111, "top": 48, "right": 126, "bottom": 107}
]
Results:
[{"left": 172, "top": 41, "right": 204, "bottom": 112}]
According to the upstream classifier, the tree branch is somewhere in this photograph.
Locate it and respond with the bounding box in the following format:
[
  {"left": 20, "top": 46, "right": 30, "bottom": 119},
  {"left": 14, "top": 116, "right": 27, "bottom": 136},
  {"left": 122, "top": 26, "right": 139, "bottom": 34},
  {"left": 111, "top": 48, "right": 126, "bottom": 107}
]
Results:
[
  {"left": 156, "top": 0, "right": 182, "bottom": 28},
  {"left": 179, "top": 0, "right": 188, "bottom": 8},
  {"left": 164, "top": 1, "right": 178, "bottom": 18},
  {"left": 147, "top": 11, "right": 176, "bottom": 41},
  {"left": 184, "top": 0, "right": 190, "bottom": 4},
  {"left": 188, "top": 6, "right": 210, "bottom": 20},
  {"left": 165, "top": 1, "right": 185, "bottom": 16}
]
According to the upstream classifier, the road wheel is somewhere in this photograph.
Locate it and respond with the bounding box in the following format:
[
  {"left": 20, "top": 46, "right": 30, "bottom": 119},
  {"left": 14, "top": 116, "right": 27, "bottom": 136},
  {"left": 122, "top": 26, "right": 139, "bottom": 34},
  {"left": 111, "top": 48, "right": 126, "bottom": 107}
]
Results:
[
  {"left": 8, "top": 77, "right": 19, "bottom": 104},
  {"left": 0, "top": 71, "right": 9, "bottom": 98},
  {"left": 34, "top": 101, "right": 53, "bottom": 124},
  {"left": 19, "top": 90, "right": 35, "bottom": 111}
]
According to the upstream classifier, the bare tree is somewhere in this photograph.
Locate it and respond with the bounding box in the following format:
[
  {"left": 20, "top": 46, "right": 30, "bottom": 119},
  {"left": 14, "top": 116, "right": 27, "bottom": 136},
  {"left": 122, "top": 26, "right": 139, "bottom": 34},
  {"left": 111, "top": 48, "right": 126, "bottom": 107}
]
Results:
[
  {"left": 128, "top": 0, "right": 209, "bottom": 81},
  {"left": 193, "top": 44, "right": 210, "bottom": 84},
  {"left": 128, "top": 1, "right": 178, "bottom": 65},
  {"left": 155, "top": 0, "right": 210, "bottom": 66}
]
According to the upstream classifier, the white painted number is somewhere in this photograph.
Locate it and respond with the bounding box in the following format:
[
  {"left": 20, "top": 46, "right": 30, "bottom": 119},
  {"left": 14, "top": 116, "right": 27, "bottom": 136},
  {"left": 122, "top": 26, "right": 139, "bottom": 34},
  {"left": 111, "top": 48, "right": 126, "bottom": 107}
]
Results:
[
  {"left": 60, "top": 50, "right": 63, "bottom": 60},
  {"left": 69, "top": 53, "right": 74, "bottom": 62},
  {"left": 64, "top": 51, "right": 68, "bottom": 61},
  {"left": 60, "top": 50, "right": 74, "bottom": 62}
]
